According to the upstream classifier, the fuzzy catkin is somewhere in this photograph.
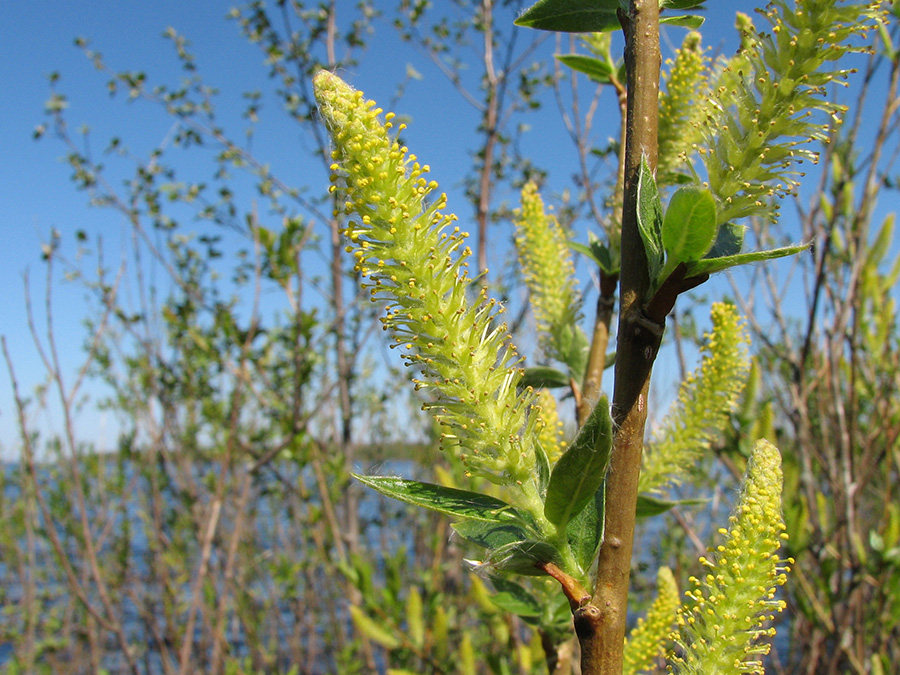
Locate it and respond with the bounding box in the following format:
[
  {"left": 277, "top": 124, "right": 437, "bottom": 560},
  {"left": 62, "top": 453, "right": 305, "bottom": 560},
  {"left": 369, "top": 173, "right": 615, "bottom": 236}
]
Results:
[{"left": 313, "top": 70, "right": 542, "bottom": 499}]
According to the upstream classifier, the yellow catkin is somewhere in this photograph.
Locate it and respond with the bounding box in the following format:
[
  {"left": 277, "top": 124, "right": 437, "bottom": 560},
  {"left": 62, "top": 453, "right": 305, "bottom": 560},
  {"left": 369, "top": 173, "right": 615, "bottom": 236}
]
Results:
[{"left": 670, "top": 440, "right": 793, "bottom": 675}]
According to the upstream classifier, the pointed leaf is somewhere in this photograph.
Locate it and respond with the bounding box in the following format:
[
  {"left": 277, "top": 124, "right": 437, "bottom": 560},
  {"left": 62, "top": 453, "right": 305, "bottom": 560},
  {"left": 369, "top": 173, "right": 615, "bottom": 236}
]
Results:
[
  {"left": 534, "top": 441, "right": 551, "bottom": 497},
  {"left": 684, "top": 243, "right": 808, "bottom": 278},
  {"left": 520, "top": 366, "right": 570, "bottom": 389},
  {"left": 544, "top": 396, "right": 613, "bottom": 529},
  {"left": 660, "top": 14, "right": 705, "bottom": 28},
  {"left": 555, "top": 54, "right": 614, "bottom": 83},
  {"left": 705, "top": 222, "right": 745, "bottom": 259},
  {"left": 660, "top": 0, "right": 706, "bottom": 8},
  {"left": 515, "top": 0, "right": 621, "bottom": 33},
  {"left": 570, "top": 239, "right": 619, "bottom": 275},
  {"left": 566, "top": 481, "right": 606, "bottom": 571},
  {"left": 637, "top": 156, "right": 664, "bottom": 284},
  {"left": 662, "top": 186, "right": 718, "bottom": 264},
  {"left": 353, "top": 474, "right": 520, "bottom": 523}
]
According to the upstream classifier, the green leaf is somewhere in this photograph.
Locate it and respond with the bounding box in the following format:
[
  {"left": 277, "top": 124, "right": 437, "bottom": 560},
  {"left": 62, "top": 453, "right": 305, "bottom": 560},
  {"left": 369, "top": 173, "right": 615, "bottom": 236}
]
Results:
[
  {"left": 453, "top": 520, "right": 533, "bottom": 550},
  {"left": 636, "top": 494, "right": 707, "bottom": 518},
  {"left": 637, "top": 156, "right": 664, "bottom": 284},
  {"left": 566, "top": 481, "right": 606, "bottom": 572},
  {"left": 555, "top": 54, "right": 614, "bottom": 83},
  {"left": 489, "top": 577, "right": 543, "bottom": 617},
  {"left": 660, "top": 14, "right": 705, "bottom": 28},
  {"left": 353, "top": 474, "right": 520, "bottom": 523},
  {"left": 570, "top": 237, "right": 619, "bottom": 276},
  {"left": 520, "top": 366, "right": 570, "bottom": 389},
  {"left": 534, "top": 441, "right": 551, "bottom": 497},
  {"left": 683, "top": 243, "right": 809, "bottom": 278},
  {"left": 481, "top": 540, "right": 563, "bottom": 576},
  {"left": 660, "top": 0, "right": 706, "bottom": 8},
  {"left": 705, "top": 222, "right": 745, "bottom": 259},
  {"left": 662, "top": 186, "right": 718, "bottom": 265},
  {"left": 544, "top": 396, "right": 613, "bottom": 529},
  {"left": 515, "top": 0, "right": 621, "bottom": 33}
]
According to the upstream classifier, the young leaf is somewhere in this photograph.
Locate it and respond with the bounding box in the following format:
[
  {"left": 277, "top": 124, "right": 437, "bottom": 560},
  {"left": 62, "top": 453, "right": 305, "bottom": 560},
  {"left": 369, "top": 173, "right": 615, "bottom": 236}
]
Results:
[
  {"left": 566, "top": 481, "right": 606, "bottom": 572},
  {"left": 570, "top": 238, "right": 619, "bottom": 276},
  {"left": 660, "top": 15, "right": 704, "bottom": 28},
  {"left": 683, "top": 243, "right": 808, "bottom": 278},
  {"left": 353, "top": 474, "right": 521, "bottom": 523},
  {"left": 660, "top": 0, "right": 706, "bottom": 8},
  {"left": 515, "top": 0, "right": 621, "bottom": 33},
  {"left": 704, "top": 222, "right": 745, "bottom": 259},
  {"left": 555, "top": 54, "right": 615, "bottom": 83},
  {"left": 661, "top": 186, "right": 718, "bottom": 266},
  {"left": 543, "top": 396, "right": 613, "bottom": 529},
  {"left": 637, "top": 156, "right": 664, "bottom": 284}
]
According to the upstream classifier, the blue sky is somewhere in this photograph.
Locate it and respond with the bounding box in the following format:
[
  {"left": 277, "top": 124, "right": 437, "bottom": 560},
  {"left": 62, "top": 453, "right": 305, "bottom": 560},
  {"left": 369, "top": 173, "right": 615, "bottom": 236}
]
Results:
[{"left": 0, "top": 2, "right": 883, "bottom": 457}]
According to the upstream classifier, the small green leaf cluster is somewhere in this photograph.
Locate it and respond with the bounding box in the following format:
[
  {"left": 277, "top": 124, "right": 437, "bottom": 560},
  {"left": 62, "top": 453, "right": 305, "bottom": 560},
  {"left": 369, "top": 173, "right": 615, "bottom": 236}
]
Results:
[
  {"left": 636, "top": 157, "right": 807, "bottom": 297},
  {"left": 670, "top": 440, "right": 792, "bottom": 675}
]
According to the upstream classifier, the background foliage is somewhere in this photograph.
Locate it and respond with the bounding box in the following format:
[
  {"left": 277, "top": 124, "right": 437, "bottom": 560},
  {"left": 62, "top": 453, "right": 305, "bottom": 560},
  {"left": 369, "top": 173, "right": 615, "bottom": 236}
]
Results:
[{"left": 1, "top": 1, "right": 898, "bottom": 674}]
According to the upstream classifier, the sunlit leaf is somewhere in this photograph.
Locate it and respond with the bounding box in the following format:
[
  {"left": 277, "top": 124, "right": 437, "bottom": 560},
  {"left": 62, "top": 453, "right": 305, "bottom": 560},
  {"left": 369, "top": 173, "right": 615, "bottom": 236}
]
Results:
[
  {"left": 544, "top": 396, "right": 613, "bottom": 529},
  {"left": 353, "top": 474, "right": 522, "bottom": 523},
  {"left": 515, "top": 0, "right": 621, "bottom": 33}
]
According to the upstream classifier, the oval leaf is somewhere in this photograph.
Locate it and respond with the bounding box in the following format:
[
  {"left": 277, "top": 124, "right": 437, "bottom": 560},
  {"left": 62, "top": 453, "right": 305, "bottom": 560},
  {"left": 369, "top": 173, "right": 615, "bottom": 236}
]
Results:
[
  {"left": 543, "top": 396, "right": 613, "bottom": 529},
  {"left": 515, "top": 0, "right": 621, "bottom": 32},
  {"left": 566, "top": 481, "right": 606, "bottom": 571},
  {"left": 662, "top": 186, "right": 718, "bottom": 264}
]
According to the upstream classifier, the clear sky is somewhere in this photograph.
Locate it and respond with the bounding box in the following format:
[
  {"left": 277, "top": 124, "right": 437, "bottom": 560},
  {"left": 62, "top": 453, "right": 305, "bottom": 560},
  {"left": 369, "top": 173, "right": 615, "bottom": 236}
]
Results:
[{"left": 0, "top": 1, "right": 881, "bottom": 458}]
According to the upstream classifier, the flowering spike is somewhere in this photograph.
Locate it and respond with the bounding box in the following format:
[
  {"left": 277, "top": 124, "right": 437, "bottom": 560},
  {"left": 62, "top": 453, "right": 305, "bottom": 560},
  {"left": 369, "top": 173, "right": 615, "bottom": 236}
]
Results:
[
  {"left": 514, "top": 182, "right": 585, "bottom": 372},
  {"left": 624, "top": 566, "right": 680, "bottom": 675},
  {"left": 313, "top": 71, "right": 544, "bottom": 514},
  {"left": 640, "top": 303, "right": 750, "bottom": 494},
  {"left": 670, "top": 439, "right": 792, "bottom": 675},
  {"left": 534, "top": 388, "right": 567, "bottom": 466},
  {"left": 699, "top": 1, "right": 881, "bottom": 224}
]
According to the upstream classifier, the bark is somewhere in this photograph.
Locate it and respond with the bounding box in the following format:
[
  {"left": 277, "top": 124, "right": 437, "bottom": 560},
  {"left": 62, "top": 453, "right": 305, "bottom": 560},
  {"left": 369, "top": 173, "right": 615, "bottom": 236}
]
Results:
[{"left": 578, "top": 2, "right": 661, "bottom": 673}]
